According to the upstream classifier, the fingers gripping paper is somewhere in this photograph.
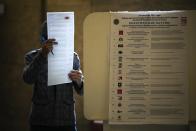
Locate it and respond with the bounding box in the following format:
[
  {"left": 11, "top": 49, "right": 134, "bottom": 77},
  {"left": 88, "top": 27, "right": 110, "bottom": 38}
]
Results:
[{"left": 47, "top": 12, "right": 74, "bottom": 86}]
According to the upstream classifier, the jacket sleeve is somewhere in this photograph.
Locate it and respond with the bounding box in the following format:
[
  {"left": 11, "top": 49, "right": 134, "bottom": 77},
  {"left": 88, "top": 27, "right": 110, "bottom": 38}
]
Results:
[
  {"left": 23, "top": 50, "right": 47, "bottom": 84},
  {"left": 73, "top": 53, "right": 84, "bottom": 95}
]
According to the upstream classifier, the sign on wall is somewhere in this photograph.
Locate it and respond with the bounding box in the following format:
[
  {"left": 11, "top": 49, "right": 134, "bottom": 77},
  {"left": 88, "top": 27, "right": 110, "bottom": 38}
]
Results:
[{"left": 109, "top": 11, "right": 189, "bottom": 124}]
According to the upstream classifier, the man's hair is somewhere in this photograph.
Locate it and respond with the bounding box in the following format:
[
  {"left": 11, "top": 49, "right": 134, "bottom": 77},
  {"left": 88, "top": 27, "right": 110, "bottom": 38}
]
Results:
[{"left": 40, "top": 21, "right": 47, "bottom": 44}]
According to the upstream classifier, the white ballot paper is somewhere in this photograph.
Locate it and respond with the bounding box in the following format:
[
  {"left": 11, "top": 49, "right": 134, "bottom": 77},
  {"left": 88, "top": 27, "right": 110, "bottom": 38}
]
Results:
[{"left": 47, "top": 12, "right": 74, "bottom": 86}]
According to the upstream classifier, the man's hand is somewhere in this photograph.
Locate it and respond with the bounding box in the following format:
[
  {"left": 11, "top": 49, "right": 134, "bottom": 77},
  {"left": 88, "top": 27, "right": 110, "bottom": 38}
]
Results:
[
  {"left": 68, "top": 70, "right": 83, "bottom": 84},
  {"left": 40, "top": 39, "right": 57, "bottom": 57}
]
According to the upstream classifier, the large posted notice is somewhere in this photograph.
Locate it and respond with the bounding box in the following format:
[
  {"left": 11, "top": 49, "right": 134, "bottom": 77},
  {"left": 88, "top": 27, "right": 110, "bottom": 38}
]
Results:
[
  {"left": 109, "top": 11, "right": 188, "bottom": 124},
  {"left": 47, "top": 12, "right": 74, "bottom": 86}
]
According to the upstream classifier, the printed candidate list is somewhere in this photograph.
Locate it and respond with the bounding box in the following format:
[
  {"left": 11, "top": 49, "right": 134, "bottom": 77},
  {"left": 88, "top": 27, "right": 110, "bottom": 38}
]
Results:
[{"left": 109, "top": 11, "right": 189, "bottom": 124}]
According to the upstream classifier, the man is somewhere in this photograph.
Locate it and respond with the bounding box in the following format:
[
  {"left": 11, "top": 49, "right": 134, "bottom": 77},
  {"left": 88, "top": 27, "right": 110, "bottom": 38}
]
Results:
[{"left": 23, "top": 21, "right": 83, "bottom": 131}]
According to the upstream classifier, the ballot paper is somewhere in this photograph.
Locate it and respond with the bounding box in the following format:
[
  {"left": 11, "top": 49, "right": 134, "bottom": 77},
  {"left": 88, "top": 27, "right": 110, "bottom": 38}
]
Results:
[{"left": 47, "top": 12, "right": 74, "bottom": 86}]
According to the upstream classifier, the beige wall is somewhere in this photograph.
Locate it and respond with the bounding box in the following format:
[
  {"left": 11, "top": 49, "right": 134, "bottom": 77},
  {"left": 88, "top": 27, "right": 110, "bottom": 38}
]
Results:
[
  {"left": 0, "top": 0, "right": 41, "bottom": 130},
  {"left": 0, "top": 0, "right": 196, "bottom": 131}
]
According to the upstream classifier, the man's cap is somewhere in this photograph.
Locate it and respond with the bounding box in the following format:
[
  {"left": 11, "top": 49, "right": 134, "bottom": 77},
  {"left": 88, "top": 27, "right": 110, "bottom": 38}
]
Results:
[{"left": 40, "top": 21, "right": 47, "bottom": 44}]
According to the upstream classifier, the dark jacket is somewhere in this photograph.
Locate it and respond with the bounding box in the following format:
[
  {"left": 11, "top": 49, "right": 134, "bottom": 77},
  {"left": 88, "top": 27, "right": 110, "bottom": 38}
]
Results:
[{"left": 23, "top": 49, "right": 83, "bottom": 126}]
